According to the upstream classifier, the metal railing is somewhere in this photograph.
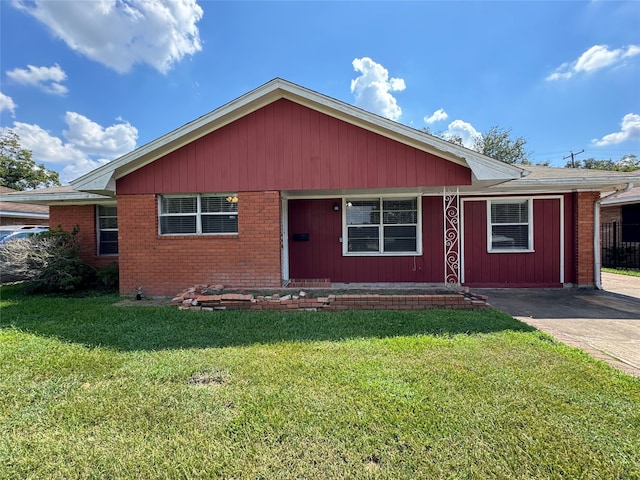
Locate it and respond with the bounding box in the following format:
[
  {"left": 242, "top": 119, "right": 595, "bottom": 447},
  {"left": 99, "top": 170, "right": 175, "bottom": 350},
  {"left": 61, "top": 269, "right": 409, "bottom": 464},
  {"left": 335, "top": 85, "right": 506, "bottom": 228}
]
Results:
[{"left": 601, "top": 222, "right": 640, "bottom": 270}]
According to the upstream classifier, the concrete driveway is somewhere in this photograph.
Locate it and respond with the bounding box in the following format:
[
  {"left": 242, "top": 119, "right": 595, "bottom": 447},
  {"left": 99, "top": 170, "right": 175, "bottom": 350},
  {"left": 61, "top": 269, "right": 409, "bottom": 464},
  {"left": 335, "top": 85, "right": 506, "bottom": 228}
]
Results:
[{"left": 476, "top": 272, "right": 640, "bottom": 377}]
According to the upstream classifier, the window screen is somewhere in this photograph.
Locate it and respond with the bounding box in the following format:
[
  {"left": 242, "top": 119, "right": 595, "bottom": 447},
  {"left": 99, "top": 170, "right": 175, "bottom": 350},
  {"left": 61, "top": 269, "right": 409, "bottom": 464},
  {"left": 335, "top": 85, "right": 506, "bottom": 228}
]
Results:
[
  {"left": 346, "top": 197, "right": 418, "bottom": 254},
  {"left": 97, "top": 205, "right": 118, "bottom": 255},
  {"left": 489, "top": 200, "right": 531, "bottom": 251},
  {"left": 159, "top": 194, "right": 238, "bottom": 235}
]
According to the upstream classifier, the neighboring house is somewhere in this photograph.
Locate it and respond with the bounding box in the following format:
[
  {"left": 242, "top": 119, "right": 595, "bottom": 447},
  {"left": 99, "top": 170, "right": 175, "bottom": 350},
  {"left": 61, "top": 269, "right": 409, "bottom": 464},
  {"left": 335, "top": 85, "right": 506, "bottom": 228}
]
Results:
[
  {"left": 0, "top": 186, "right": 49, "bottom": 226},
  {"left": 600, "top": 184, "right": 640, "bottom": 269},
  {"left": 1, "top": 79, "right": 638, "bottom": 296}
]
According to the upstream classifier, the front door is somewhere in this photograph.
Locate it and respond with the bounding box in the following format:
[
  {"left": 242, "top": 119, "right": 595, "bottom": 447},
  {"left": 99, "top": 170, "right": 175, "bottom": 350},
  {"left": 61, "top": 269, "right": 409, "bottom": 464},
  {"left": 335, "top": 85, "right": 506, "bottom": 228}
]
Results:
[{"left": 288, "top": 199, "right": 342, "bottom": 280}]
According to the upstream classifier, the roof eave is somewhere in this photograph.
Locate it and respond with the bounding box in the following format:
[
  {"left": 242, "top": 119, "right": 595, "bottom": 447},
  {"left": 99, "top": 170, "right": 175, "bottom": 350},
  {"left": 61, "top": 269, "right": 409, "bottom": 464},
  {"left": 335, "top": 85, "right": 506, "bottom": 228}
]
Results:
[
  {"left": 490, "top": 177, "right": 637, "bottom": 192},
  {"left": 0, "top": 191, "right": 114, "bottom": 206}
]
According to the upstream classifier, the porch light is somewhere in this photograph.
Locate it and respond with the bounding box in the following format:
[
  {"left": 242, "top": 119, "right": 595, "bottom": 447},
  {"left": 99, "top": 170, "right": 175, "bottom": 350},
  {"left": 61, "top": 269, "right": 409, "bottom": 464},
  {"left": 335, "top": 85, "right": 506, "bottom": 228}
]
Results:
[{"left": 333, "top": 202, "right": 340, "bottom": 212}]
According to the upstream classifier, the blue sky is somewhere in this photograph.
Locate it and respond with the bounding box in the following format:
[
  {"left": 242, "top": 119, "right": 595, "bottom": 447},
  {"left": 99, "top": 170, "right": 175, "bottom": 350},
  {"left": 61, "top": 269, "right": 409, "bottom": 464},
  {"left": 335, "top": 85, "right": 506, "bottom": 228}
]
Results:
[{"left": 1, "top": 0, "right": 639, "bottom": 184}]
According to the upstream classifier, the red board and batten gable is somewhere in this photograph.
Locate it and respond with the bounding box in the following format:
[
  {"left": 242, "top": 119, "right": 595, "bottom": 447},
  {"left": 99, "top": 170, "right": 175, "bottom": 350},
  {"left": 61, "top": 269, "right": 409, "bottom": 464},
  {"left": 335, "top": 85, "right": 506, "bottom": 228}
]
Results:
[{"left": 117, "top": 99, "right": 472, "bottom": 194}]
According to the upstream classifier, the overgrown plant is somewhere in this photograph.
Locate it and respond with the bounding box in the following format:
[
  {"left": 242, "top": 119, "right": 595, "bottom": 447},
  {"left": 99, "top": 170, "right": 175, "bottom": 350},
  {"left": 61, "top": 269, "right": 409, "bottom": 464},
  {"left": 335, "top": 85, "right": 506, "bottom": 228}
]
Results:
[
  {"left": 0, "top": 226, "right": 98, "bottom": 293},
  {"left": 97, "top": 261, "right": 119, "bottom": 290}
]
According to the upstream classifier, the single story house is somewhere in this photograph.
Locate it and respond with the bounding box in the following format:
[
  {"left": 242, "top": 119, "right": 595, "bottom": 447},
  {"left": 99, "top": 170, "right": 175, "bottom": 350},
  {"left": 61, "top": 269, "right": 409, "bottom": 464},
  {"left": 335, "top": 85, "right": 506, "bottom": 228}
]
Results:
[
  {"left": 2, "top": 79, "right": 638, "bottom": 296},
  {"left": 0, "top": 186, "right": 49, "bottom": 226}
]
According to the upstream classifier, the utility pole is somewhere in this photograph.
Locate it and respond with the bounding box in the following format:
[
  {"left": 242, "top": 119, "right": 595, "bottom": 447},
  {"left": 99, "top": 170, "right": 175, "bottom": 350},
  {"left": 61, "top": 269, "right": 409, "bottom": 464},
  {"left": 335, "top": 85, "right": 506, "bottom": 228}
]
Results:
[{"left": 563, "top": 149, "right": 584, "bottom": 168}]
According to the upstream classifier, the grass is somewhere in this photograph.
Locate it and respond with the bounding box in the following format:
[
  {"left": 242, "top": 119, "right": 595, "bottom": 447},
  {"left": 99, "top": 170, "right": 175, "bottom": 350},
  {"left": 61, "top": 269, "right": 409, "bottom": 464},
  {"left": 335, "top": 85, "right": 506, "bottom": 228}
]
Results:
[
  {"left": 1, "top": 284, "right": 639, "bottom": 479},
  {"left": 602, "top": 267, "right": 640, "bottom": 277}
]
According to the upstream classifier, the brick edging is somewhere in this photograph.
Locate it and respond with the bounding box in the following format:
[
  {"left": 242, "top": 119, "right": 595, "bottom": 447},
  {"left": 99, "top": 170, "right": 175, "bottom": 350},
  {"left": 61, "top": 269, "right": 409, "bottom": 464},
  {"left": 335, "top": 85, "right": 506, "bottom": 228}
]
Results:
[{"left": 172, "top": 288, "right": 488, "bottom": 311}]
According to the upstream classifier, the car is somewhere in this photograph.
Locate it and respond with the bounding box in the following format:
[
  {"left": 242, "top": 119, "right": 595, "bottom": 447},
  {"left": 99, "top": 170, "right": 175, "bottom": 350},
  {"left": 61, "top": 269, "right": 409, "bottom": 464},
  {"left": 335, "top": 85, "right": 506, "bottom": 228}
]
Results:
[
  {"left": 0, "top": 226, "right": 49, "bottom": 245},
  {"left": 0, "top": 225, "right": 48, "bottom": 240}
]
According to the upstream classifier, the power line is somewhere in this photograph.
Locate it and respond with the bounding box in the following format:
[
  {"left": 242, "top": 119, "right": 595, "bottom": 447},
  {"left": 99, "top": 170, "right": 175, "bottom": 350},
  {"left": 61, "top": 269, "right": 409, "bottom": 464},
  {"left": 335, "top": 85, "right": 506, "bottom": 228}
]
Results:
[{"left": 563, "top": 149, "right": 584, "bottom": 168}]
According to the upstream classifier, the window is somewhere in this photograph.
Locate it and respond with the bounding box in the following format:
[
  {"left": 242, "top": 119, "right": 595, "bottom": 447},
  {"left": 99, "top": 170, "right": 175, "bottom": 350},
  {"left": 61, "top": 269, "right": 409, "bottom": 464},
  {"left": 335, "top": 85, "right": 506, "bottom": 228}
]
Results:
[
  {"left": 159, "top": 194, "right": 238, "bottom": 235},
  {"left": 97, "top": 205, "right": 118, "bottom": 255},
  {"left": 488, "top": 199, "right": 532, "bottom": 252},
  {"left": 344, "top": 197, "right": 420, "bottom": 255}
]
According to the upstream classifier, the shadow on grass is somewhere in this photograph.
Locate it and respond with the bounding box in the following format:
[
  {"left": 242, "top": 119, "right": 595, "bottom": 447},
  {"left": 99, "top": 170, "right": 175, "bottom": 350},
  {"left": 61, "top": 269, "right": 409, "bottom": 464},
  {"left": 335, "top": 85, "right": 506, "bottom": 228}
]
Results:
[{"left": 0, "top": 285, "right": 536, "bottom": 351}]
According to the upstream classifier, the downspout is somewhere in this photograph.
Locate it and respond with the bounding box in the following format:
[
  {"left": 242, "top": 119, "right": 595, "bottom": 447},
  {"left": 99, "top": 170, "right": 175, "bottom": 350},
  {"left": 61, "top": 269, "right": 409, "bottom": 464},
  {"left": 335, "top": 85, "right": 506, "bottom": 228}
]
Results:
[{"left": 594, "top": 183, "right": 633, "bottom": 289}]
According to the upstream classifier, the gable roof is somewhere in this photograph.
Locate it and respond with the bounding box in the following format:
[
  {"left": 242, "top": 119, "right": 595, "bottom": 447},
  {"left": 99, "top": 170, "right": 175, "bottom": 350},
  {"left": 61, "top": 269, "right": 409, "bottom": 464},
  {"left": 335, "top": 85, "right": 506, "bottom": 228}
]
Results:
[{"left": 70, "top": 78, "right": 525, "bottom": 194}]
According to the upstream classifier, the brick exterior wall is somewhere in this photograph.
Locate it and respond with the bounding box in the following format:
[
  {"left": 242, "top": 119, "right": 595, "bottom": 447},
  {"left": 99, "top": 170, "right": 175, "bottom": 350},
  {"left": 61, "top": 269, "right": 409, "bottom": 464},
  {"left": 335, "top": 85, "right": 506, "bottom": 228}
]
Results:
[
  {"left": 49, "top": 204, "right": 115, "bottom": 268},
  {"left": 600, "top": 205, "right": 621, "bottom": 224},
  {"left": 118, "top": 191, "right": 282, "bottom": 297},
  {"left": 575, "top": 191, "right": 599, "bottom": 286}
]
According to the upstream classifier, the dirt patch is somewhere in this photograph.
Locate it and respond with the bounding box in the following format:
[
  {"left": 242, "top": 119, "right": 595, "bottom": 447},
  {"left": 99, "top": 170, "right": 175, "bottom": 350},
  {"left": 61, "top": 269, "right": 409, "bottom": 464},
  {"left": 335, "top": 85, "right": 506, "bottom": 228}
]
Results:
[
  {"left": 188, "top": 370, "right": 229, "bottom": 386},
  {"left": 113, "top": 298, "right": 171, "bottom": 307}
]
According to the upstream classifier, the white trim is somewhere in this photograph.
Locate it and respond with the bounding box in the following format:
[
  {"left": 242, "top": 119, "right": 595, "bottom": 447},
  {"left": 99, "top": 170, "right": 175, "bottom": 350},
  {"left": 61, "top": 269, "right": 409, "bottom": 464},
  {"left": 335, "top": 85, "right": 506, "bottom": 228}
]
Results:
[
  {"left": 559, "top": 194, "right": 565, "bottom": 284},
  {"left": 0, "top": 211, "right": 48, "bottom": 219},
  {"left": 281, "top": 196, "right": 289, "bottom": 284},
  {"left": 96, "top": 204, "right": 119, "bottom": 257},
  {"left": 157, "top": 193, "right": 239, "bottom": 236},
  {"left": 70, "top": 78, "right": 524, "bottom": 194},
  {"left": 486, "top": 198, "right": 534, "bottom": 253},
  {"left": 461, "top": 195, "right": 565, "bottom": 285},
  {"left": 341, "top": 195, "right": 423, "bottom": 257}
]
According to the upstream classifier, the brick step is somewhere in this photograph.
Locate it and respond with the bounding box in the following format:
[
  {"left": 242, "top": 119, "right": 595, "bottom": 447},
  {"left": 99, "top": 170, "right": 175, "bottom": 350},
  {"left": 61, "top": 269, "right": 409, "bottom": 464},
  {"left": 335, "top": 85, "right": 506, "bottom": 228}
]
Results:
[{"left": 288, "top": 278, "right": 331, "bottom": 288}]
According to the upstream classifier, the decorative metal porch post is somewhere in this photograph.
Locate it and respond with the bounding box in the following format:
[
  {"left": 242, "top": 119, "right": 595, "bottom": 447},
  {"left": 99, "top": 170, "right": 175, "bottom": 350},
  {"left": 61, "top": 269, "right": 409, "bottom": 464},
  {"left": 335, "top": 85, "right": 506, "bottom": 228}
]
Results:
[{"left": 443, "top": 187, "right": 460, "bottom": 285}]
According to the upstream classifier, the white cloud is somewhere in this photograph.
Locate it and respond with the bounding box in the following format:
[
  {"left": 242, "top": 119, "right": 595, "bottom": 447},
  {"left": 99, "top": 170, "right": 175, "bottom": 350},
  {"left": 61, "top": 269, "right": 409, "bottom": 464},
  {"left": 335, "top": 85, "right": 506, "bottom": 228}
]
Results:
[
  {"left": 424, "top": 108, "right": 448, "bottom": 125},
  {"left": 546, "top": 44, "right": 640, "bottom": 81},
  {"left": 11, "top": 113, "right": 138, "bottom": 183},
  {"left": 0, "top": 92, "right": 16, "bottom": 114},
  {"left": 13, "top": 0, "right": 204, "bottom": 74},
  {"left": 591, "top": 113, "right": 640, "bottom": 146},
  {"left": 442, "top": 120, "right": 481, "bottom": 149},
  {"left": 6, "top": 64, "right": 68, "bottom": 95},
  {"left": 350, "top": 57, "right": 406, "bottom": 121},
  {"left": 63, "top": 112, "right": 137, "bottom": 157}
]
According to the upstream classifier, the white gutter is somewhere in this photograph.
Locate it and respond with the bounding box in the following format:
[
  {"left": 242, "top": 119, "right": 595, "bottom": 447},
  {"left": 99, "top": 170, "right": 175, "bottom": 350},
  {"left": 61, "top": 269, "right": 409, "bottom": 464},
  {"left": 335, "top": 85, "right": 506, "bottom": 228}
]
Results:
[{"left": 594, "top": 183, "right": 633, "bottom": 289}]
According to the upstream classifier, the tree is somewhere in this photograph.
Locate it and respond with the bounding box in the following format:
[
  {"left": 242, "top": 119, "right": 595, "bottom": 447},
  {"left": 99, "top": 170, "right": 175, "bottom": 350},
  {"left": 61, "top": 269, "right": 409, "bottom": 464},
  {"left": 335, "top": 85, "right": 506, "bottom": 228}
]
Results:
[
  {"left": 423, "top": 124, "right": 532, "bottom": 165},
  {"left": 0, "top": 129, "right": 61, "bottom": 190},
  {"left": 473, "top": 126, "right": 531, "bottom": 165},
  {"left": 565, "top": 154, "right": 639, "bottom": 172}
]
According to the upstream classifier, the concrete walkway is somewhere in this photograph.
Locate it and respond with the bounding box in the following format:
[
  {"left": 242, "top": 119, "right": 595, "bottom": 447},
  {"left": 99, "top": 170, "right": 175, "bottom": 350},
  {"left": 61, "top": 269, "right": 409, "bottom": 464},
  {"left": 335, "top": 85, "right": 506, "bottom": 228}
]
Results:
[{"left": 477, "top": 272, "right": 640, "bottom": 377}]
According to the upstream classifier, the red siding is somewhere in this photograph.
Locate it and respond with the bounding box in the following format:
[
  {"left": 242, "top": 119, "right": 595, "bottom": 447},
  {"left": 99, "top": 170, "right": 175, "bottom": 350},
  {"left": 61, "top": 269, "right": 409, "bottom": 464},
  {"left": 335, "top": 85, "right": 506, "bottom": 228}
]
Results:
[
  {"left": 118, "top": 99, "right": 471, "bottom": 194},
  {"left": 287, "top": 197, "right": 444, "bottom": 283},
  {"left": 463, "top": 197, "right": 563, "bottom": 287}
]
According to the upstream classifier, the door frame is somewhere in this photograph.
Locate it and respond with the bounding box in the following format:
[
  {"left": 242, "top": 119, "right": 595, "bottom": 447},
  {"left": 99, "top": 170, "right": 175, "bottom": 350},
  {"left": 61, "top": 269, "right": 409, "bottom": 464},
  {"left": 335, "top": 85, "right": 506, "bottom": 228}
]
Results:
[{"left": 281, "top": 196, "right": 289, "bottom": 283}]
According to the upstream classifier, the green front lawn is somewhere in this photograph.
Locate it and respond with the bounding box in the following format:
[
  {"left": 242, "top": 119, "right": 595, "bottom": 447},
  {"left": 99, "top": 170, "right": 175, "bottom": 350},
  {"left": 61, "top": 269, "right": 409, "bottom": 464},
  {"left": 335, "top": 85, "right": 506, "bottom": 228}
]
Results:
[
  {"left": 1, "top": 284, "right": 638, "bottom": 479},
  {"left": 602, "top": 267, "right": 640, "bottom": 277}
]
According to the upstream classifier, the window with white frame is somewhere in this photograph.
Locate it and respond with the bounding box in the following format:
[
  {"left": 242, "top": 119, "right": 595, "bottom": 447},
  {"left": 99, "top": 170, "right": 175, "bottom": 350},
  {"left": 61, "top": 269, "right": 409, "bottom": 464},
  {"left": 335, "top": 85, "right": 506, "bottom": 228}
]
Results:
[
  {"left": 159, "top": 194, "right": 238, "bottom": 235},
  {"left": 488, "top": 198, "right": 532, "bottom": 252},
  {"left": 97, "top": 205, "right": 118, "bottom": 255},
  {"left": 344, "top": 197, "right": 420, "bottom": 255}
]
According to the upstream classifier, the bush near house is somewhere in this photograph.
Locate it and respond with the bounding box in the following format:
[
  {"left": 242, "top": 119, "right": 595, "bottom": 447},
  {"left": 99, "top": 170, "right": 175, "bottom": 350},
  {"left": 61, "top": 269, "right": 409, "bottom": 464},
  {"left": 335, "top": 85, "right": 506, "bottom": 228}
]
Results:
[{"left": 0, "top": 226, "right": 118, "bottom": 293}]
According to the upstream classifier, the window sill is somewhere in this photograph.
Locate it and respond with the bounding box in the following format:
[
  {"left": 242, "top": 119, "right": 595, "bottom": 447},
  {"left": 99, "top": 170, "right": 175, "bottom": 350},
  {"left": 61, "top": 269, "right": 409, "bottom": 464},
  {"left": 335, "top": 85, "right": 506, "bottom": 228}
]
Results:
[
  {"left": 343, "top": 252, "right": 423, "bottom": 257},
  {"left": 488, "top": 249, "right": 534, "bottom": 254},
  {"left": 158, "top": 233, "right": 239, "bottom": 239}
]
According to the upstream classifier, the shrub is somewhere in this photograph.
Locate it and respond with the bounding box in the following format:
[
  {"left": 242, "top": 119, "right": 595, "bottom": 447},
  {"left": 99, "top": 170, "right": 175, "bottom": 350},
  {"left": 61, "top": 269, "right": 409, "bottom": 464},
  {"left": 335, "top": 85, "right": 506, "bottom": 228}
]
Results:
[
  {"left": 97, "top": 261, "right": 119, "bottom": 290},
  {"left": 0, "top": 226, "right": 97, "bottom": 293}
]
